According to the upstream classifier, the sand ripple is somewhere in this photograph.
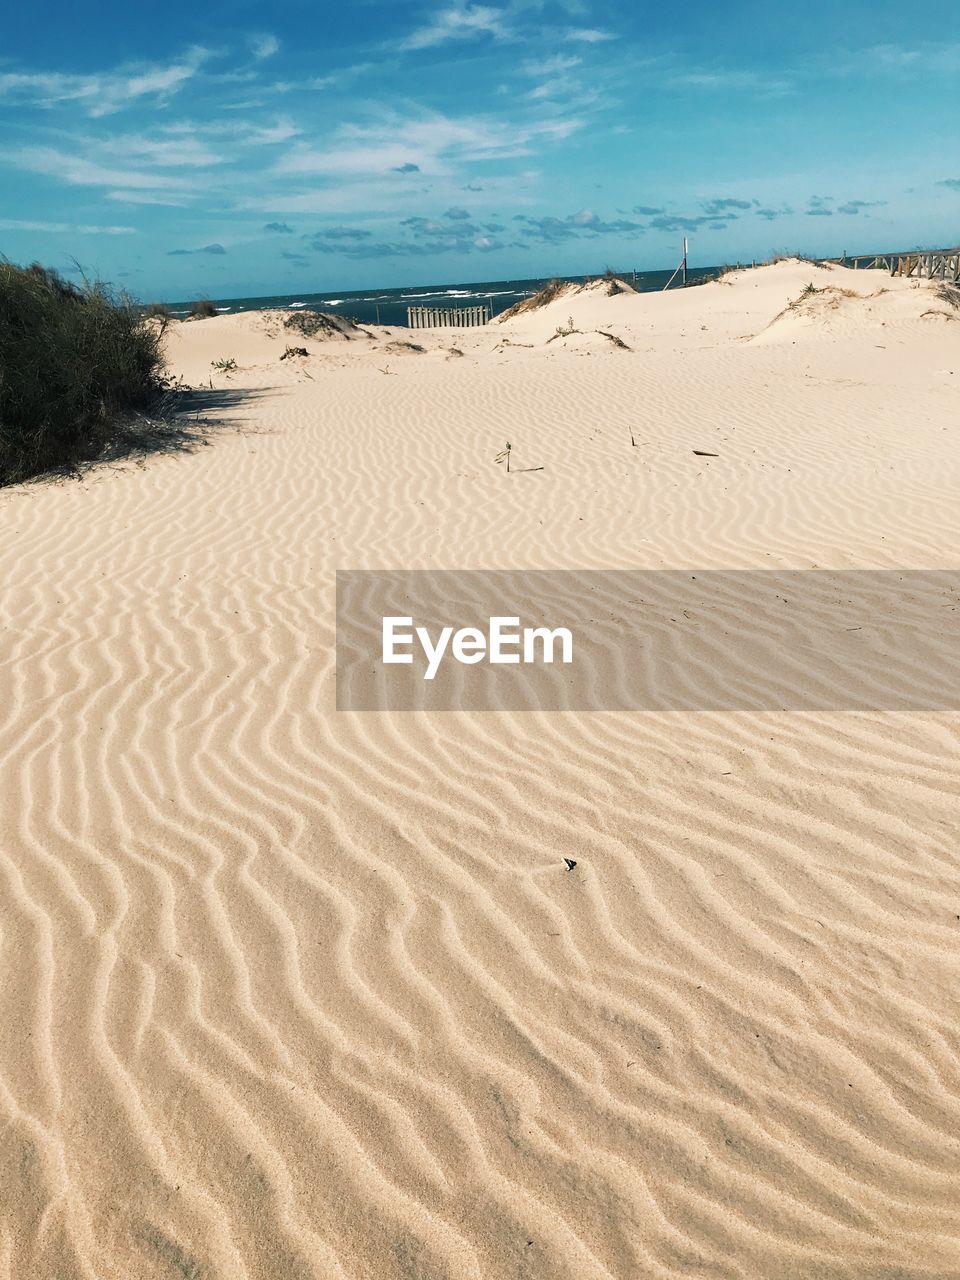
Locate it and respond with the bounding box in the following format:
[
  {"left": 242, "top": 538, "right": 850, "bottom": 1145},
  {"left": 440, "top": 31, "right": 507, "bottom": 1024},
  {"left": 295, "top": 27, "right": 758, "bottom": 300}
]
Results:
[{"left": 2, "top": 261, "right": 960, "bottom": 1277}]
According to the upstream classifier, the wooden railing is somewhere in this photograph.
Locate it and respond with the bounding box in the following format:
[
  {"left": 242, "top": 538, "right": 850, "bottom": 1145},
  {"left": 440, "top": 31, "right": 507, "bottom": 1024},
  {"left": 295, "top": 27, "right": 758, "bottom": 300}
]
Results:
[
  {"left": 407, "top": 304, "right": 491, "bottom": 329},
  {"left": 841, "top": 249, "right": 960, "bottom": 281}
]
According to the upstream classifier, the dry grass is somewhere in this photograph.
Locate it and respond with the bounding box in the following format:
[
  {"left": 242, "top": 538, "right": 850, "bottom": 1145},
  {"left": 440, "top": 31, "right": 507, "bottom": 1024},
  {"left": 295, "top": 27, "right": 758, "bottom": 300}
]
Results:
[
  {"left": 1, "top": 261, "right": 170, "bottom": 485},
  {"left": 496, "top": 279, "right": 573, "bottom": 322},
  {"left": 284, "top": 310, "right": 370, "bottom": 340},
  {"left": 382, "top": 340, "right": 426, "bottom": 354}
]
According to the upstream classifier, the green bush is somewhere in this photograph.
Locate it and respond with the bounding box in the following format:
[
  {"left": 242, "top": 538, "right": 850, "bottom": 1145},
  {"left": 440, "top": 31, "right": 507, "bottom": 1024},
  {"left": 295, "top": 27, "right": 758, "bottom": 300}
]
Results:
[{"left": 0, "top": 261, "right": 168, "bottom": 485}]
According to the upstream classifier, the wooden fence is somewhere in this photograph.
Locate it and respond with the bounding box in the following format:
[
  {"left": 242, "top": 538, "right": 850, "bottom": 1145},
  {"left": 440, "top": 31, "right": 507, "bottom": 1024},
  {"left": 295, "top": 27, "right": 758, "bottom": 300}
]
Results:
[
  {"left": 407, "top": 304, "right": 492, "bottom": 329},
  {"left": 842, "top": 249, "right": 960, "bottom": 282}
]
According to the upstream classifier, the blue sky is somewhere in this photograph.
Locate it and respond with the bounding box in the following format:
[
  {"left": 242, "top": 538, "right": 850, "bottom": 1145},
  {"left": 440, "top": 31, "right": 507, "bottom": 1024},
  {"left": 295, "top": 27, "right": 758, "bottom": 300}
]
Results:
[{"left": 2, "top": 0, "right": 958, "bottom": 299}]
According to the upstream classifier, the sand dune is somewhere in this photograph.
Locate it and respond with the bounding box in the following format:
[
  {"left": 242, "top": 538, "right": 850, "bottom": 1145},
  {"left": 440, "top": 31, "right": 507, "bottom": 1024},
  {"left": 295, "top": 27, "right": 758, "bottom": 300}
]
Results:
[{"left": 2, "top": 260, "right": 960, "bottom": 1278}]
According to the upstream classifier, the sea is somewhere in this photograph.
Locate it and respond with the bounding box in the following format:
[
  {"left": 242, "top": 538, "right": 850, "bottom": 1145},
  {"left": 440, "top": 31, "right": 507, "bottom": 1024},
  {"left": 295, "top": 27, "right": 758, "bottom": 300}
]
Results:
[{"left": 164, "top": 266, "right": 721, "bottom": 327}]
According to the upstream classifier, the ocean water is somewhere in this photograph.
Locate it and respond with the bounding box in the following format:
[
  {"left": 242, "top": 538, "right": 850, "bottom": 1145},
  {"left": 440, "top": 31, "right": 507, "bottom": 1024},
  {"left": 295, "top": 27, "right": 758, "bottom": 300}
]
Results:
[{"left": 164, "top": 266, "right": 721, "bottom": 327}]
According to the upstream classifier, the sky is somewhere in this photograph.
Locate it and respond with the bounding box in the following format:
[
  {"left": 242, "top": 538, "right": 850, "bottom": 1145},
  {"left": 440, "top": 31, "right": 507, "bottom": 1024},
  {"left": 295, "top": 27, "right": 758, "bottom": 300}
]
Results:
[{"left": 1, "top": 0, "right": 958, "bottom": 300}]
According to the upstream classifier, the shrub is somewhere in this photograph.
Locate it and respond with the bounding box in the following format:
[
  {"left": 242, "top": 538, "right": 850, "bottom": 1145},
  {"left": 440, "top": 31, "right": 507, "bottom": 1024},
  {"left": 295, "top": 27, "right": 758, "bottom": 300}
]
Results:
[
  {"left": 0, "top": 260, "right": 168, "bottom": 485},
  {"left": 211, "top": 357, "right": 237, "bottom": 372},
  {"left": 283, "top": 309, "right": 367, "bottom": 339},
  {"left": 189, "top": 298, "right": 218, "bottom": 319},
  {"left": 145, "top": 302, "right": 173, "bottom": 319}
]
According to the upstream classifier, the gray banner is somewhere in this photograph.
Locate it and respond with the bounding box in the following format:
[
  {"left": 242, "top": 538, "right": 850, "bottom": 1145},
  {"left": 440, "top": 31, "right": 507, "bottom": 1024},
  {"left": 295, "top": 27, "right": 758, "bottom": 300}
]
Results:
[{"left": 336, "top": 570, "right": 960, "bottom": 712}]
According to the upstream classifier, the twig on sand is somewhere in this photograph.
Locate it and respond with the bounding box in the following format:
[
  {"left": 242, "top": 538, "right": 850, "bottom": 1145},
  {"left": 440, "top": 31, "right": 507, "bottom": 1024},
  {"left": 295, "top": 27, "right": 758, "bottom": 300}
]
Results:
[
  {"left": 596, "top": 330, "right": 631, "bottom": 350},
  {"left": 495, "top": 441, "right": 543, "bottom": 473},
  {"left": 546, "top": 318, "right": 579, "bottom": 343}
]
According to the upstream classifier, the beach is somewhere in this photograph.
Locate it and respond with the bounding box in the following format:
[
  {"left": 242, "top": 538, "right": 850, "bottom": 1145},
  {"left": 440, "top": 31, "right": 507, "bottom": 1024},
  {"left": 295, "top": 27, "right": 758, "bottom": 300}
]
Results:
[{"left": 2, "top": 258, "right": 960, "bottom": 1277}]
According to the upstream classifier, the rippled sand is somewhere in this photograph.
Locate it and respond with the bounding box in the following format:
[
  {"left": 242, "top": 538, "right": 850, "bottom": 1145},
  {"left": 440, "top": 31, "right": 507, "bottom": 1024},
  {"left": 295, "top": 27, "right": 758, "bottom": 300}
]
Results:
[{"left": 2, "top": 260, "right": 960, "bottom": 1278}]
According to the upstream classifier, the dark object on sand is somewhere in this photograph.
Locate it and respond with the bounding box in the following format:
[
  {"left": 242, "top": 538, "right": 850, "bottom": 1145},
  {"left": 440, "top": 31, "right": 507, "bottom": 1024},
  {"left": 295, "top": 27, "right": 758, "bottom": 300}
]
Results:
[
  {"left": 564, "top": 858, "right": 577, "bottom": 871},
  {"left": 597, "top": 329, "right": 631, "bottom": 349},
  {"left": 284, "top": 310, "right": 370, "bottom": 340},
  {"left": 382, "top": 339, "right": 426, "bottom": 354},
  {"left": 281, "top": 346, "right": 309, "bottom": 359},
  {"left": 693, "top": 450, "right": 719, "bottom": 457}
]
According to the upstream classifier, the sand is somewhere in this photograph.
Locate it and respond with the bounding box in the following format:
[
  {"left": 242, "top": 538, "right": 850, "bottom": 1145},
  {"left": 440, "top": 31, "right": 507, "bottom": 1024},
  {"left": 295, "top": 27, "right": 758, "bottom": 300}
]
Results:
[{"left": 2, "top": 259, "right": 960, "bottom": 1278}]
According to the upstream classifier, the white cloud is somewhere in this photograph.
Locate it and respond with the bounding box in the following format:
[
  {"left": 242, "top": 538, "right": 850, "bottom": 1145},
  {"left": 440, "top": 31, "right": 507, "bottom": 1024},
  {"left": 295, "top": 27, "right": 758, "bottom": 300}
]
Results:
[
  {"left": 272, "top": 63, "right": 375, "bottom": 93},
  {"left": 400, "top": 4, "right": 508, "bottom": 51},
  {"left": 526, "top": 79, "right": 567, "bottom": 100},
  {"left": 106, "top": 190, "right": 192, "bottom": 206},
  {"left": 565, "top": 28, "right": 613, "bottom": 43},
  {"left": 246, "top": 119, "right": 300, "bottom": 144},
  {"left": 0, "top": 114, "right": 302, "bottom": 207},
  {"left": 667, "top": 68, "right": 792, "bottom": 94},
  {"left": 250, "top": 34, "right": 280, "bottom": 60},
  {"left": 99, "top": 134, "right": 224, "bottom": 167},
  {"left": 0, "top": 218, "right": 135, "bottom": 234},
  {"left": 274, "top": 110, "right": 582, "bottom": 179},
  {"left": 157, "top": 117, "right": 300, "bottom": 145},
  {"left": 4, "top": 145, "right": 199, "bottom": 191},
  {"left": 825, "top": 42, "right": 960, "bottom": 76},
  {"left": 522, "top": 55, "right": 581, "bottom": 76},
  {"left": 0, "top": 46, "right": 213, "bottom": 117}
]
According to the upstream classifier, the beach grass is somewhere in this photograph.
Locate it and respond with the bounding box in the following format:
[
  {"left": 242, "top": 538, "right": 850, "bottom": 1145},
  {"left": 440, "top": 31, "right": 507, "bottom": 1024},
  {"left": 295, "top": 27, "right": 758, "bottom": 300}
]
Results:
[{"left": 0, "top": 261, "right": 168, "bottom": 485}]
